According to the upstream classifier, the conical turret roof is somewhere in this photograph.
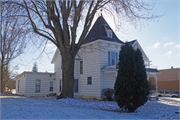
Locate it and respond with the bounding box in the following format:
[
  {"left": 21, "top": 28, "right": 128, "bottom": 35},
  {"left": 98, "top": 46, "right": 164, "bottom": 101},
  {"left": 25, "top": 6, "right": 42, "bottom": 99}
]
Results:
[{"left": 83, "top": 16, "right": 124, "bottom": 44}]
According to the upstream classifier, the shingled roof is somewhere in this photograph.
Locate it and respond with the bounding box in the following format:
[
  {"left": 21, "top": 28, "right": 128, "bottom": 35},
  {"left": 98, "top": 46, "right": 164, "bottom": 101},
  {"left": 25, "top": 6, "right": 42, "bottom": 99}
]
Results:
[
  {"left": 83, "top": 16, "right": 124, "bottom": 45},
  {"left": 146, "top": 68, "right": 159, "bottom": 73}
]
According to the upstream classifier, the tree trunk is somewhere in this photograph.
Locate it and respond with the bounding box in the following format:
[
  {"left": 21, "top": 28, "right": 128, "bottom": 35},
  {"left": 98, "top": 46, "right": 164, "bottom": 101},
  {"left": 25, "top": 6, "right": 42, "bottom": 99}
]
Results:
[
  {"left": 57, "top": 52, "right": 75, "bottom": 99},
  {"left": 3, "top": 82, "right": 6, "bottom": 93},
  {"left": 1, "top": 65, "right": 3, "bottom": 93}
]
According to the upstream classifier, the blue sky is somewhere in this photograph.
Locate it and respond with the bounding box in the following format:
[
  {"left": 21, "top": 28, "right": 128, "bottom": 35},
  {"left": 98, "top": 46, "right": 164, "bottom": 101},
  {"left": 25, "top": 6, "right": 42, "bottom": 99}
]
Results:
[{"left": 11, "top": 0, "right": 180, "bottom": 74}]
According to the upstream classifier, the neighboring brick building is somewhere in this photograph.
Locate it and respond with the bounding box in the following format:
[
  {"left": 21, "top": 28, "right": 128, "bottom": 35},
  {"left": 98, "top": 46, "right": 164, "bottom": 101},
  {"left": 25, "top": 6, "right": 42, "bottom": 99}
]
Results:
[{"left": 157, "top": 68, "right": 180, "bottom": 93}]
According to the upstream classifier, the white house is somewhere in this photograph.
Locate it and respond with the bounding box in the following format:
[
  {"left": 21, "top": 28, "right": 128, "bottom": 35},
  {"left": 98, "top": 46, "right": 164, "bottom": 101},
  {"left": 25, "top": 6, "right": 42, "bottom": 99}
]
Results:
[
  {"left": 15, "top": 16, "right": 159, "bottom": 99},
  {"left": 0, "top": 58, "right": 1, "bottom": 92}
]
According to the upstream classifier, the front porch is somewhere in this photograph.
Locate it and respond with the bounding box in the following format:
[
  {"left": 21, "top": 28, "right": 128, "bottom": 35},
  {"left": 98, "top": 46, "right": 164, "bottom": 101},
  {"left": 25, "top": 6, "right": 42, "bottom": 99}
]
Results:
[{"left": 101, "top": 65, "right": 160, "bottom": 99}]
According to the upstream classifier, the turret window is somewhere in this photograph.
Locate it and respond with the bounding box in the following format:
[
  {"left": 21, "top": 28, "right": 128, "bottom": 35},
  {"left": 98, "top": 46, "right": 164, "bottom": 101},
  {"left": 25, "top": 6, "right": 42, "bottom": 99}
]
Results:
[
  {"left": 107, "top": 30, "right": 112, "bottom": 38},
  {"left": 108, "top": 51, "right": 118, "bottom": 66}
]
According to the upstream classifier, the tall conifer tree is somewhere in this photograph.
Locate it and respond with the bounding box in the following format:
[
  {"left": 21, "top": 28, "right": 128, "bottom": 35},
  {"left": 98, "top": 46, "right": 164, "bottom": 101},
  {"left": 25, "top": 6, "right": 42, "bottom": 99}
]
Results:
[
  {"left": 114, "top": 43, "right": 149, "bottom": 112},
  {"left": 134, "top": 49, "right": 150, "bottom": 108}
]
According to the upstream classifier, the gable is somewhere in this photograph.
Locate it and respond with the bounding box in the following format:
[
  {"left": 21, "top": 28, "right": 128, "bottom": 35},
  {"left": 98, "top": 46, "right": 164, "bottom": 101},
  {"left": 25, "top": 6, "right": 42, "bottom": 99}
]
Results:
[
  {"left": 129, "top": 40, "right": 149, "bottom": 62},
  {"left": 51, "top": 49, "right": 81, "bottom": 64}
]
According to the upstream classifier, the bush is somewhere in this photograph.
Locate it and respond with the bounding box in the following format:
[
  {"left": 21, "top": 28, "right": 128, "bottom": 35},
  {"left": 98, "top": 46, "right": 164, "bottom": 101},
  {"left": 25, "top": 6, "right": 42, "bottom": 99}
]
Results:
[{"left": 102, "top": 88, "right": 114, "bottom": 101}]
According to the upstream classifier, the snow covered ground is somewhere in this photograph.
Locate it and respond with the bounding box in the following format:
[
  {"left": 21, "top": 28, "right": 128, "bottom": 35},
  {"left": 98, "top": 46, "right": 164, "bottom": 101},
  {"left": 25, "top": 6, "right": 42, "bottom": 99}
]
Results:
[{"left": 1, "top": 96, "right": 180, "bottom": 119}]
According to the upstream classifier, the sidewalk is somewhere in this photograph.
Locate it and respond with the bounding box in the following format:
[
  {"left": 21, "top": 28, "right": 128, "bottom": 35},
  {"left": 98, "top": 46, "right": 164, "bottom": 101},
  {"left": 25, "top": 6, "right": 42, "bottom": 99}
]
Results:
[
  {"left": 159, "top": 97, "right": 180, "bottom": 102},
  {"left": 0, "top": 93, "right": 26, "bottom": 98}
]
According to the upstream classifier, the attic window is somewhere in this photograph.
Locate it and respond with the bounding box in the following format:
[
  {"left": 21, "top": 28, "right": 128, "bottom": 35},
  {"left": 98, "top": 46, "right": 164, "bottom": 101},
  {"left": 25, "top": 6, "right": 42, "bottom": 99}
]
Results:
[
  {"left": 107, "top": 30, "right": 112, "bottom": 38},
  {"left": 104, "top": 24, "right": 112, "bottom": 38}
]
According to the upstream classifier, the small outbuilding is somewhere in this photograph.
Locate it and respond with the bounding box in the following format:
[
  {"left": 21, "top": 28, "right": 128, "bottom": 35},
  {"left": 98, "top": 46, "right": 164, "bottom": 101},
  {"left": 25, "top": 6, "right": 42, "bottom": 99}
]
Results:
[{"left": 14, "top": 72, "right": 55, "bottom": 97}]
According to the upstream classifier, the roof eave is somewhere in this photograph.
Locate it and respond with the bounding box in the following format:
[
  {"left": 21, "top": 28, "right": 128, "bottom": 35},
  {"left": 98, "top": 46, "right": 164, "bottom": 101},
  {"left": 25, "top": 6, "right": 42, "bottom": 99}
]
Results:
[{"left": 51, "top": 49, "right": 59, "bottom": 64}]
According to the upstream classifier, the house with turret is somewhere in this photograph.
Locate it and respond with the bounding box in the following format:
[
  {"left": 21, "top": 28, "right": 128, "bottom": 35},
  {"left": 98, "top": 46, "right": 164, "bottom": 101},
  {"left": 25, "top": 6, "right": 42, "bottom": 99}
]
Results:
[{"left": 15, "top": 16, "right": 159, "bottom": 99}]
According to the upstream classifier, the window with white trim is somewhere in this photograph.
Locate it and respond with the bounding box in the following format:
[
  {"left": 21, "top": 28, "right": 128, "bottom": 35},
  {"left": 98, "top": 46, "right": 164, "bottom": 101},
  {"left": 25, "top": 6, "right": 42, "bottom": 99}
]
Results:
[
  {"left": 108, "top": 51, "right": 118, "bottom": 66},
  {"left": 87, "top": 77, "right": 92, "bottom": 85},
  {"left": 107, "top": 30, "right": 112, "bottom": 38},
  {"left": 35, "top": 79, "right": 41, "bottom": 92},
  {"left": 116, "top": 52, "right": 118, "bottom": 65},
  {"left": 49, "top": 81, "right": 53, "bottom": 92}
]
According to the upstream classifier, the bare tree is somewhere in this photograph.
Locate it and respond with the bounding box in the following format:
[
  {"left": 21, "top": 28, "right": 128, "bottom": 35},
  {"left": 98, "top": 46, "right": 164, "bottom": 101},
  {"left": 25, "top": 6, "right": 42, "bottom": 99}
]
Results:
[
  {"left": 0, "top": 2, "right": 29, "bottom": 93},
  {"left": 5, "top": 0, "right": 159, "bottom": 98},
  {"left": 2, "top": 64, "right": 18, "bottom": 93}
]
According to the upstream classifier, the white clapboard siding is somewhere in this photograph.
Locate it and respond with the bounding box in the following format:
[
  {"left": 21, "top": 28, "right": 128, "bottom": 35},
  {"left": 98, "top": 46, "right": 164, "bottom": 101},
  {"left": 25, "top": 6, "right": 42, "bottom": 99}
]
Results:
[
  {"left": 74, "top": 60, "right": 80, "bottom": 79},
  {"left": 104, "top": 72, "right": 116, "bottom": 89},
  {"left": 100, "top": 42, "right": 122, "bottom": 93},
  {"left": 54, "top": 53, "right": 62, "bottom": 94},
  {"left": 0, "top": 58, "right": 1, "bottom": 79},
  {"left": 54, "top": 52, "right": 80, "bottom": 95},
  {"left": 78, "top": 42, "right": 101, "bottom": 99},
  {"left": 15, "top": 75, "right": 26, "bottom": 95},
  {"left": 24, "top": 73, "right": 55, "bottom": 96},
  {"left": 54, "top": 54, "right": 62, "bottom": 80}
]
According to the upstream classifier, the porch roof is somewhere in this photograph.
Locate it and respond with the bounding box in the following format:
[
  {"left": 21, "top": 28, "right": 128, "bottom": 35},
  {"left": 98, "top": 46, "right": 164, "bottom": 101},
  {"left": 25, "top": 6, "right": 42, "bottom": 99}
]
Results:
[
  {"left": 101, "top": 65, "right": 118, "bottom": 72},
  {"left": 145, "top": 68, "right": 159, "bottom": 73}
]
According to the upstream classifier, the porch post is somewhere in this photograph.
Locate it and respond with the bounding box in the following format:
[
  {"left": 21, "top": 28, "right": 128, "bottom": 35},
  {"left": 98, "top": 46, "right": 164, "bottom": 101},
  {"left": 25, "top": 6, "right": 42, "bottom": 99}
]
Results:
[
  {"left": 154, "top": 75, "right": 158, "bottom": 96},
  {"left": 155, "top": 76, "right": 157, "bottom": 90},
  {"left": 147, "top": 73, "right": 149, "bottom": 81}
]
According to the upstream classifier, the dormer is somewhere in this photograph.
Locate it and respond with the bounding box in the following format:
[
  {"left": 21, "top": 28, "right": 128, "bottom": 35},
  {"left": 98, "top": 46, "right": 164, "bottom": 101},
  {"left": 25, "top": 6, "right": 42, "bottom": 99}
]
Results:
[
  {"left": 104, "top": 24, "right": 112, "bottom": 38},
  {"left": 106, "top": 29, "right": 112, "bottom": 38}
]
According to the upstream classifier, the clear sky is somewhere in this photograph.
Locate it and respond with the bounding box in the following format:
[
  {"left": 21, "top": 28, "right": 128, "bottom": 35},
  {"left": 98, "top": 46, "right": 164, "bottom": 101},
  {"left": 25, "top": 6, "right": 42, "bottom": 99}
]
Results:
[{"left": 11, "top": 0, "right": 180, "bottom": 74}]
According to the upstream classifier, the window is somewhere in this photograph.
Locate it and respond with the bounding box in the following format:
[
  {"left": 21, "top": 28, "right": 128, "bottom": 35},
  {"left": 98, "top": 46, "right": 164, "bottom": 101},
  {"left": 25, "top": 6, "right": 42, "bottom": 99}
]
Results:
[
  {"left": 107, "top": 30, "right": 112, "bottom": 38},
  {"left": 35, "top": 80, "right": 41, "bottom": 92},
  {"left": 116, "top": 52, "right": 118, "bottom": 65},
  {"left": 111, "top": 52, "right": 115, "bottom": 65},
  {"left": 108, "top": 51, "right": 118, "bottom": 66},
  {"left": 74, "top": 79, "right": 78, "bottom": 92},
  {"left": 18, "top": 80, "right": 20, "bottom": 92},
  {"left": 87, "top": 77, "right": 92, "bottom": 85},
  {"left": 50, "top": 81, "right": 53, "bottom": 92},
  {"left": 59, "top": 80, "right": 61, "bottom": 92},
  {"left": 80, "top": 61, "right": 83, "bottom": 74}
]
